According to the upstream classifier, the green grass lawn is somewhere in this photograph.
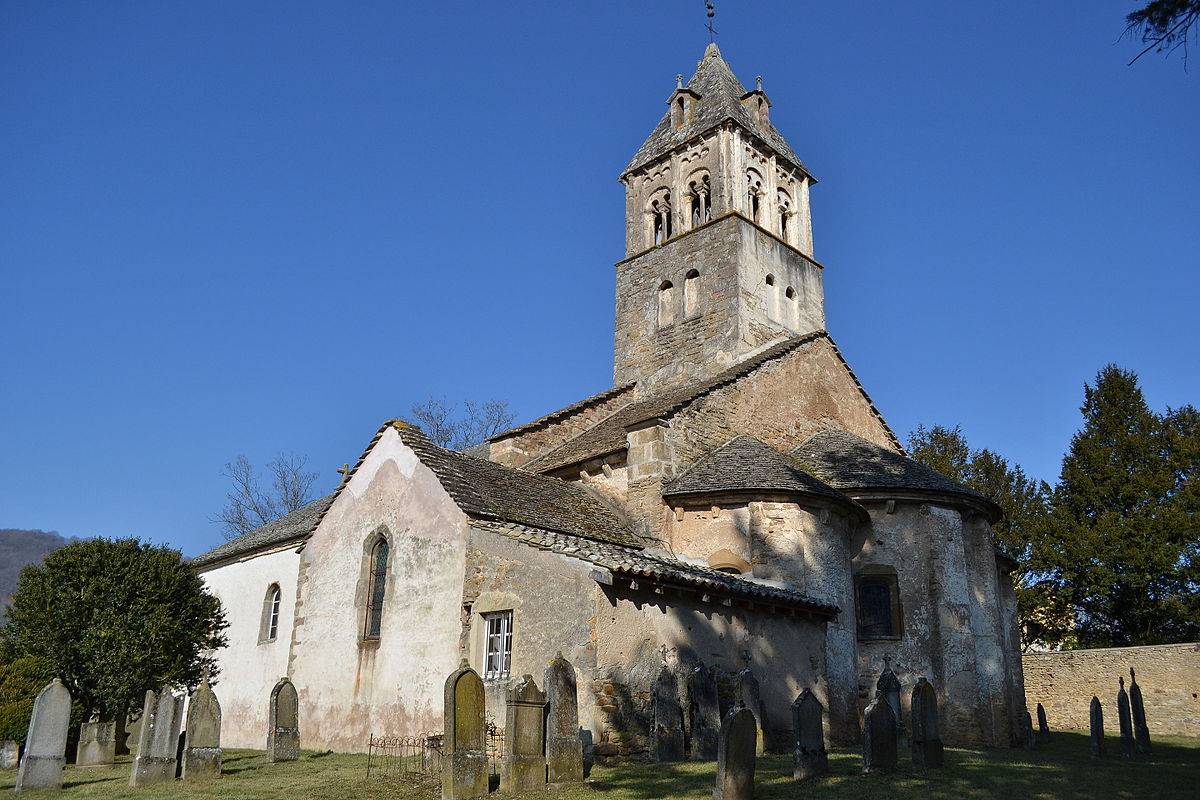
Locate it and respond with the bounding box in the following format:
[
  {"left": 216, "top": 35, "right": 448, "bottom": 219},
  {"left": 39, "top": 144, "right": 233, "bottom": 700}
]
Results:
[{"left": 1, "top": 732, "right": 1196, "bottom": 799}]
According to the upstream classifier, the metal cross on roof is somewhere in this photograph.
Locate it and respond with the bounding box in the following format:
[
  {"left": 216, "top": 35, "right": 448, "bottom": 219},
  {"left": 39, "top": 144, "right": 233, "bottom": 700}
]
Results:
[{"left": 705, "top": 1, "right": 718, "bottom": 43}]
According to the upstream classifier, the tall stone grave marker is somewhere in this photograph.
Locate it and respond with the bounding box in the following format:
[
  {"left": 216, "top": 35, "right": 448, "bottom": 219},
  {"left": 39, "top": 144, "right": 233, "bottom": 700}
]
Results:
[
  {"left": 1018, "top": 710, "right": 1036, "bottom": 751},
  {"left": 876, "top": 656, "right": 906, "bottom": 748},
  {"left": 1128, "top": 668, "right": 1152, "bottom": 755},
  {"left": 129, "top": 688, "right": 185, "bottom": 787},
  {"left": 1116, "top": 677, "right": 1135, "bottom": 760},
  {"left": 544, "top": 653, "right": 583, "bottom": 783},
  {"left": 791, "top": 689, "right": 827, "bottom": 781},
  {"left": 861, "top": 693, "right": 897, "bottom": 774},
  {"left": 910, "top": 677, "right": 944, "bottom": 769},
  {"left": 1036, "top": 703, "right": 1051, "bottom": 744},
  {"left": 689, "top": 665, "right": 721, "bottom": 761},
  {"left": 1, "top": 740, "right": 19, "bottom": 770},
  {"left": 652, "top": 666, "right": 684, "bottom": 762},
  {"left": 736, "top": 669, "right": 765, "bottom": 755},
  {"left": 502, "top": 675, "right": 546, "bottom": 793},
  {"left": 77, "top": 717, "right": 117, "bottom": 767},
  {"left": 443, "top": 660, "right": 488, "bottom": 800},
  {"left": 183, "top": 678, "right": 222, "bottom": 779},
  {"left": 713, "top": 707, "right": 757, "bottom": 800},
  {"left": 14, "top": 678, "right": 71, "bottom": 792},
  {"left": 1089, "top": 696, "right": 1105, "bottom": 759},
  {"left": 265, "top": 677, "right": 299, "bottom": 763}
]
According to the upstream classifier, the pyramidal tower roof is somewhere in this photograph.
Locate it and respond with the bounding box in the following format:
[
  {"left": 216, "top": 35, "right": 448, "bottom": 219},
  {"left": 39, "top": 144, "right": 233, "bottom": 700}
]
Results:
[{"left": 622, "top": 42, "right": 807, "bottom": 177}]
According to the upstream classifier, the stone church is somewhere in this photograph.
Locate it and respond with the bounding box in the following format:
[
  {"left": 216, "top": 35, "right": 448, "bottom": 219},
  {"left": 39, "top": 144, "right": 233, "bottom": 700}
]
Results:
[{"left": 194, "top": 43, "right": 1025, "bottom": 755}]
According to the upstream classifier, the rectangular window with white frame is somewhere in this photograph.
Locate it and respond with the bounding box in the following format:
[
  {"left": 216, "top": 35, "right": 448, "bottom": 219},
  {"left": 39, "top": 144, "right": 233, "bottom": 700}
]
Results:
[{"left": 484, "top": 611, "right": 513, "bottom": 680}]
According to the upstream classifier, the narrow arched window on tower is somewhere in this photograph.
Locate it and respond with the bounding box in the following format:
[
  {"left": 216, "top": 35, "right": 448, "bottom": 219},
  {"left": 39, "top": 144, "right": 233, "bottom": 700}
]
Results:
[
  {"left": 777, "top": 189, "right": 792, "bottom": 241},
  {"left": 785, "top": 286, "right": 798, "bottom": 327},
  {"left": 765, "top": 274, "right": 779, "bottom": 321},
  {"left": 658, "top": 280, "right": 674, "bottom": 327},
  {"left": 684, "top": 269, "right": 700, "bottom": 317},
  {"left": 746, "top": 170, "right": 764, "bottom": 223},
  {"left": 649, "top": 191, "right": 673, "bottom": 246},
  {"left": 363, "top": 537, "right": 389, "bottom": 640},
  {"left": 687, "top": 174, "right": 711, "bottom": 229}
]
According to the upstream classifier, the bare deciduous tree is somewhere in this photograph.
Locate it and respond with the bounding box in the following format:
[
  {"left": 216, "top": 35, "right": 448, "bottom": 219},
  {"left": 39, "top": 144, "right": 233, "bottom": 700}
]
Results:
[
  {"left": 410, "top": 396, "right": 516, "bottom": 451},
  {"left": 214, "top": 453, "right": 319, "bottom": 541}
]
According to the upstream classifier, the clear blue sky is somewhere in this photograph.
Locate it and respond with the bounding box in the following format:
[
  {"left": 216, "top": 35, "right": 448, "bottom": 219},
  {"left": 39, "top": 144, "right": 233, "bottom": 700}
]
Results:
[{"left": 3, "top": 1, "right": 1196, "bottom": 558}]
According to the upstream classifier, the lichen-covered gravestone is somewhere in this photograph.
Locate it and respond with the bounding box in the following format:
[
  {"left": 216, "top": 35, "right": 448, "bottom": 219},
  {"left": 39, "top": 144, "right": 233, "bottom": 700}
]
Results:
[
  {"left": 129, "top": 688, "right": 185, "bottom": 787},
  {"left": 689, "top": 665, "right": 721, "bottom": 761},
  {"left": 861, "top": 693, "right": 897, "bottom": 774},
  {"left": 736, "top": 669, "right": 765, "bottom": 755},
  {"left": 502, "top": 675, "right": 546, "bottom": 793},
  {"left": 1036, "top": 703, "right": 1051, "bottom": 744},
  {"left": 910, "top": 677, "right": 944, "bottom": 769},
  {"left": 1128, "top": 668, "right": 1152, "bottom": 755},
  {"left": 1116, "top": 677, "right": 1135, "bottom": 760},
  {"left": 1089, "top": 696, "right": 1105, "bottom": 759},
  {"left": 1, "top": 739, "right": 19, "bottom": 769},
  {"left": 443, "top": 660, "right": 488, "bottom": 800},
  {"left": 77, "top": 717, "right": 117, "bottom": 767},
  {"left": 1019, "top": 710, "right": 1036, "bottom": 751},
  {"left": 183, "top": 678, "right": 222, "bottom": 779},
  {"left": 265, "top": 677, "right": 299, "bottom": 763},
  {"left": 790, "top": 689, "right": 827, "bottom": 781},
  {"left": 876, "top": 656, "right": 905, "bottom": 748},
  {"left": 14, "top": 678, "right": 71, "bottom": 792},
  {"left": 652, "top": 666, "right": 684, "bottom": 762},
  {"left": 713, "top": 707, "right": 757, "bottom": 800},
  {"left": 544, "top": 653, "right": 583, "bottom": 783}
]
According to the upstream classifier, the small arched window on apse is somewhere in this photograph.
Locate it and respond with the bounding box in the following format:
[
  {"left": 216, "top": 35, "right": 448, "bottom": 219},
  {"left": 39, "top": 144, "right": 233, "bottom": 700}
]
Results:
[
  {"left": 648, "top": 189, "right": 673, "bottom": 246},
  {"left": 658, "top": 280, "right": 675, "bottom": 327},
  {"left": 777, "top": 189, "right": 792, "bottom": 241},
  {"left": 684, "top": 269, "right": 700, "bottom": 318},
  {"left": 687, "top": 173, "right": 711, "bottom": 229},
  {"left": 259, "top": 583, "right": 281, "bottom": 643},
  {"left": 746, "top": 170, "right": 764, "bottom": 223},
  {"left": 363, "top": 536, "right": 390, "bottom": 641}
]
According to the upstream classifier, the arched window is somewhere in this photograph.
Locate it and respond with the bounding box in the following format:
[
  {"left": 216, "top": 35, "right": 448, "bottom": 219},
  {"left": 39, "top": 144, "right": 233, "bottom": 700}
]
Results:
[
  {"left": 363, "top": 538, "right": 389, "bottom": 640},
  {"left": 855, "top": 569, "right": 901, "bottom": 640},
  {"left": 765, "top": 274, "right": 779, "bottom": 321},
  {"left": 687, "top": 173, "right": 711, "bottom": 229},
  {"left": 260, "top": 584, "right": 281, "bottom": 643},
  {"left": 784, "top": 286, "right": 798, "bottom": 327},
  {"left": 746, "top": 170, "right": 764, "bottom": 223},
  {"left": 658, "top": 280, "right": 675, "bottom": 327},
  {"left": 648, "top": 190, "right": 673, "bottom": 246},
  {"left": 777, "top": 189, "right": 792, "bottom": 240},
  {"left": 684, "top": 269, "right": 700, "bottom": 318}
]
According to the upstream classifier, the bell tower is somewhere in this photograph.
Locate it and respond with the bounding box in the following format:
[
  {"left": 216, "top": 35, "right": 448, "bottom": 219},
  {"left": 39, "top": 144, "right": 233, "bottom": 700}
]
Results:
[{"left": 614, "top": 44, "right": 826, "bottom": 397}]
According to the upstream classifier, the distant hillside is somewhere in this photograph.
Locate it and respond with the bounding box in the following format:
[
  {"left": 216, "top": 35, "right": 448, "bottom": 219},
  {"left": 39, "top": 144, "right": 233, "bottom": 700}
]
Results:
[{"left": 0, "top": 529, "right": 74, "bottom": 622}]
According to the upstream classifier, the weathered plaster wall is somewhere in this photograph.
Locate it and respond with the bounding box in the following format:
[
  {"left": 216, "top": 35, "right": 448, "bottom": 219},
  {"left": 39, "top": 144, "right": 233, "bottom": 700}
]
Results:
[
  {"left": 289, "top": 428, "right": 468, "bottom": 751},
  {"left": 1023, "top": 643, "right": 1200, "bottom": 738},
  {"left": 199, "top": 548, "right": 299, "bottom": 749}
]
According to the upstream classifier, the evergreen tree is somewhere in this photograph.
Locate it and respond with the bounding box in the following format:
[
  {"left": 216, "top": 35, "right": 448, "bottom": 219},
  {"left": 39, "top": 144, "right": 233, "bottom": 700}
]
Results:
[
  {"left": 0, "top": 539, "right": 227, "bottom": 719},
  {"left": 1047, "top": 365, "right": 1199, "bottom": 646}
]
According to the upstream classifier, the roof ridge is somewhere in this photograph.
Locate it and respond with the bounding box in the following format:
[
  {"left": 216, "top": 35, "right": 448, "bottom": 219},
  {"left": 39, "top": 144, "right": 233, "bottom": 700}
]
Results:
[{"left": 487, "top": 382, "right": 636, "bottom": 442}]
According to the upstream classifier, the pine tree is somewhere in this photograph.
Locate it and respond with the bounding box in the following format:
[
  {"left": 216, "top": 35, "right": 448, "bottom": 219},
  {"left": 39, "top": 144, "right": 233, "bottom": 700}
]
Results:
[{"left": 1047, "top": 365, "right": 1200, "bottom": 646}]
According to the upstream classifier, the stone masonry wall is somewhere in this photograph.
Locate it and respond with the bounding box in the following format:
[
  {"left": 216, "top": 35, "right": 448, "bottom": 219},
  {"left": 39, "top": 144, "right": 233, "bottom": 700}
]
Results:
[
  {"left": 490, "top": 385, "right": 636, "bottom": 469},
  {"left": 1023, "top": 643, "right": 1200, "bottom": 737}
]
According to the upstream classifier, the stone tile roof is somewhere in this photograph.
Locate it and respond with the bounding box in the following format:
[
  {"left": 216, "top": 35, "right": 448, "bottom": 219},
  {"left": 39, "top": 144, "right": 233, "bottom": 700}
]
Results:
[
  {"left": 623, "top": 43, "right": 808, "bottom": 178},
  {"left": 191, "top": 494, "right": 335, "bottom": 569},
  {"left": 472, "top": 520, "right": 838, "bottom": 617},
  {"left": 791, "top": 430, "right": 1001, "bottom": 520},
  {"left": 662, "top": 435, "right": 864, "bottom": 514},
  {"left": 525, "top": 331, "right": 898, "bottom": 474},
  {"left": 487, "top": 383, "right": 636, "bottom": 442}
]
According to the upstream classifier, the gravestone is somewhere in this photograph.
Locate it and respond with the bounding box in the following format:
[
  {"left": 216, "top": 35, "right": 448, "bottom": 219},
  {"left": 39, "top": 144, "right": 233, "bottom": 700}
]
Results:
[
  {"left": 544, "top": 653, "right": 583, "bottom": 783},
  {"left": 14, "top": 678, "right": 71, "bottom": 792},
  {"left": 77, "top": 717, "right": 117, "bottom": 767},
  {"left": 580, "top": 728, "right": 594, "bottom": 778},
  {"left": 183, "top": 678, "right": 222, "bottom": 779},
  {"left": 876, "top": 655, "right": 906, "bottom": 748},
  {"left": 1128, "top": 668, "right": 1152, "bottom": 755},
  {"left": 736, "top": 669, "right": 765, "bottom": 755},
  {"left": 1019, "top": 710, "right": 1036, "bottom": 751},
  {"left": 443, "top": 660, "right": 488, "bottom": 800},
  {"left": 1089, "top": 696, "right": 1105, "bottom": 759},
  {"left": 910, "top": 677, "right": 944, "bottom": 769},
  {"left": 713, "top": 707, "right": 756, "bottom": 800},
  {"left": 651, "top": 666, "right": 684, "bottom": 762},
  {"left": 265, "top": 677, "right": 299, "bottom": 763},
  {"left": 861, "top": 693, "right": 897, "bottom": 774},
  {"left": 1116, "top": 677, "right": 1135, "bottom": 760},
  {"left": 1036, "top": 703, "right": 1051, "bottom": 744},
  {"left": 502, "top": 674, "right": 546, "bottom": 793},
  {"left": 790, "top": 689, "right": 827, "bottom": 781},
  {"left": 1, "top": 740, "right": 18, "bottom": 769},
  {"left": 689, "top": 665, "right": 721, "bottom": 761},
  {"left": 129, "top": 688, "right": 185, "bottom": 787}
]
